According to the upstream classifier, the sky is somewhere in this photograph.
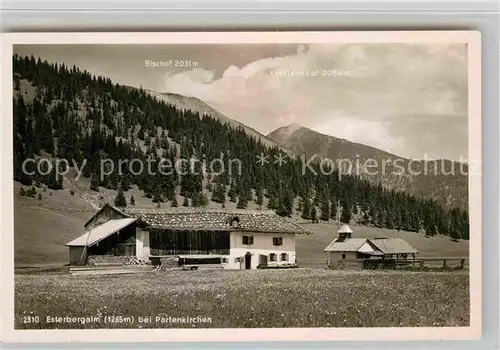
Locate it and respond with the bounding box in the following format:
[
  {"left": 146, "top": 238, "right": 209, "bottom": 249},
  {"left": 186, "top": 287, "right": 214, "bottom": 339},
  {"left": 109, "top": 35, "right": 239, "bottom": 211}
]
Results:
[{"left": 14, "top": 43, "right": 468, "bottom": 160}]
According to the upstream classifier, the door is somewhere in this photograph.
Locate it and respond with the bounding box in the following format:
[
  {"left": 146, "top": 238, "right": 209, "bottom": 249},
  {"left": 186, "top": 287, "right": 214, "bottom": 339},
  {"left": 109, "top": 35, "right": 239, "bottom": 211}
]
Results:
[
  {"left": 259, "top": 254, "right": 268, "bottom": 268},
  {"left": 245, "top": 252, "right": 252, "bottom": 269}
]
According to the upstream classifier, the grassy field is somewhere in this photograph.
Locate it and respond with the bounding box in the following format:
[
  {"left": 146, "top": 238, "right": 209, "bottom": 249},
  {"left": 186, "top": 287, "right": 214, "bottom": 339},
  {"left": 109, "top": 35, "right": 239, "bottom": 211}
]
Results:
[
  {"left": 15, "top": 269, "right": 469, "bottom": 329},
  {"left": 13, "top": 183, "right": 470, "bottom": 330}
]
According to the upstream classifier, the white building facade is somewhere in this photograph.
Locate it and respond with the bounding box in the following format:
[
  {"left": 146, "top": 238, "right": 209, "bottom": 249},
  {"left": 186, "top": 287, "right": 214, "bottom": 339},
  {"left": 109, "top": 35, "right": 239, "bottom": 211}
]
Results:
[{"left": 67, "top": 205, "right": 309, "bottom": 269}]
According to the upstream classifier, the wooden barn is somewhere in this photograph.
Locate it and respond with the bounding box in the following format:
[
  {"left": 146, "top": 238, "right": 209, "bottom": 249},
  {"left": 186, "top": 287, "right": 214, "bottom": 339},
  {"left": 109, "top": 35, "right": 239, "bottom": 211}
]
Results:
[
  {"left": 324, "top": 224, "right": 418, "bottom": 269},
  {"left": 66, "top": 204, "right": 311, "bottom": 269}
]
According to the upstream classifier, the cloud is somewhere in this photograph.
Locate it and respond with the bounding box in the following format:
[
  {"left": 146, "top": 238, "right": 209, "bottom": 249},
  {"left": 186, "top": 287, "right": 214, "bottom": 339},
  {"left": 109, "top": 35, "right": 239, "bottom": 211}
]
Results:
[
  {"left": 161, "top": 68, "right": 215, "bottom": 97},
  {"left": 313, "top": 113, "right": 407, "bottom": 156},
  {"left": 160, "top": 43, "right": 467, "bottom": 160}
]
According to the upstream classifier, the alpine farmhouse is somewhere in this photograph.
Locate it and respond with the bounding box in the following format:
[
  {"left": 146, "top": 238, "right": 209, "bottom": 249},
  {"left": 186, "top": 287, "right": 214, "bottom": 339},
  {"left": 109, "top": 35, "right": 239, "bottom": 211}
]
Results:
[{"left": 66, "top": 204, "right": 311, "bottom": 269}]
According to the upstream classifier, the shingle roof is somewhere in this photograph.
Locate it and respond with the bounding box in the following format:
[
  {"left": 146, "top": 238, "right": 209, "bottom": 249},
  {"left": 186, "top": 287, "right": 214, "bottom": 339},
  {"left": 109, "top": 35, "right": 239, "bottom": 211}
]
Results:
[
  {"left": 368, "top": 238, "right": 418, "bottom": 254},
  {"left": 124, "top": 207, "right": 311, "bottom": 234},
  {"left": 66, "top": 218, "right": 137, "bottom": 247},
  {"left": 323, "top": 237, "right": 418, "bottom": 254},
  {"left": 323, "top": 238, "right": 368, "bottom": 252}
]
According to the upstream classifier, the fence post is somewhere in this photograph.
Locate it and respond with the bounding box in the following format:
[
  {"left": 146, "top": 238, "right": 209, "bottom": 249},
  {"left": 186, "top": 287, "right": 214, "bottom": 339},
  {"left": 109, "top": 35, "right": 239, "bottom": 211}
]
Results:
[
  {"left": 460, "top": 259, "right": 465, "bottom": 269},
  {"left": 420, "top": 260, "right": 424, "bottom": 268},
  {"left": 442, "top": 260, "right": 447, "bottom": 269}
]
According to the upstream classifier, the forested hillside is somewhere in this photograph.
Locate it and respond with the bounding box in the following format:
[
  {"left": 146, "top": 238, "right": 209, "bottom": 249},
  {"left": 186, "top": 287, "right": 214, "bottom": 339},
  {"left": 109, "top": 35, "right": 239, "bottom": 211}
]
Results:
[
  {"left": 12, "top": 54, "right": 469, "bottom": 240},
  {"left": 268, "top": 124, "right": 469, "bottom": 210}
]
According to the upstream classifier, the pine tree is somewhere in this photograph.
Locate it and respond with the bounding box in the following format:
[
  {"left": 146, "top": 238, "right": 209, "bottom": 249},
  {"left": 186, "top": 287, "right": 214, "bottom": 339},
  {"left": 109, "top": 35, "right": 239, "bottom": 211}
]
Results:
[
  {"left": 211, "top": 183, "right": 226, "bottom": 204},
  {"left": 310, "top": 206, "right": 318, "bottom": 223},
  {"left": 130, "top": 195, "right": 135, "bottom": 206},
  {"left": 171, "top": 196, "right": 179, "bottom": 207},
  {"left": 200, "top": 192, "right": 209, "bottom": 207},
  {"left": 138, "top": 127, "right": 145, "bottom": 140},
  {"left": 320, "top": 198, "right": 330, "bottom": 221},
  {"left": 297, "top": 198, "right": 304, "bottom": 212},
  {"left": 152, "top": 191, "right": 163, "bottom": 203},
  {"left": 27, "top": 186, "right": 37, "bottom": 198},
  {"left": 340, "top": 199, "right": 352, "bottom": 224},
  {"left": 450, "top": 226, "right": 460, "bottom": 241},
  {"left": 191, "top": 192, "right": 202, "bottom": 207},
  {"left": 44, "top": 161, "right": 63, "bottom": 190},
  {"left": 114, "top": 186, "right": 127, "bottom": 207},
  {"left": 267, "top": 192, "right": 278, "bottom": 210},
  {"left": 283, "top": 191, "right": 293, "bottom": 216},
  {"left": 330, "top": 199, "right": 338, "bottom": 220},
  {"left": 376, "top": 209, "right": 385, "bottom": 228},
  {"left": 255, "top": 187, "right": 263, "bottom": 206},
  {"left": 301, "top": 198, "right": 311, "bottom": 220},
  {"left": 229, "top": 188, "right": 237, "bottom": 203},
  {"left": 275, "top": 191, "right": 292, "bottom": 217},
  {"left": 182, "top": 195, "right": 189, "bottom": 207},
  {"left": 236, "top": 194, "right": 248, "bottom": 209},
  {"left": 90, "top": 172, "right": 100, "bottom": 192},
  {"left": 461, "top": 210, "right": 469, "bottom": 240},
  {"left": 385, "top": 209, "right": 394, "bottom": 230}
]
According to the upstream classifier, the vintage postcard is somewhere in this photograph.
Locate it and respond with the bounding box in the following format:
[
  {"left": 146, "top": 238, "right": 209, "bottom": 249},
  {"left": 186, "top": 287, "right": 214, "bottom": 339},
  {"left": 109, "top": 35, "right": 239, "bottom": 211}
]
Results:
[{"left": 1, "top": 31, "right": 481, "bottom": 343}]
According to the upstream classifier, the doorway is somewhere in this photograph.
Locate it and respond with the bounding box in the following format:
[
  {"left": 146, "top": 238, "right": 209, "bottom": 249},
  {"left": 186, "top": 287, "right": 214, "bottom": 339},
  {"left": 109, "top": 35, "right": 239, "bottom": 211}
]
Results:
[{"left": 245, "top": 252, "right": 252, "bottom": 269}]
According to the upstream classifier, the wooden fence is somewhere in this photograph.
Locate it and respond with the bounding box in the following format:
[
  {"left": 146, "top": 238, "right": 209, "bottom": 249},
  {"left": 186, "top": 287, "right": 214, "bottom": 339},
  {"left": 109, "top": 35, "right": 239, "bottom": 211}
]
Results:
[
  {"left": 301, "top": 257, "right": 469, "bottom": 270},
  {"left": 363, "top": 257, "right": 467, "bottom": 270}
]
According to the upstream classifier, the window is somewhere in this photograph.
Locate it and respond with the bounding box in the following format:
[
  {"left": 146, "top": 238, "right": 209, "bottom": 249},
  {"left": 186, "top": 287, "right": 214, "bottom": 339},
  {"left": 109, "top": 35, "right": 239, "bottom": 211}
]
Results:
[
  {"left": 229, "top": 216, "right": 240, "bottom": 228},
  {"left": 242, "top": 235, "right": 254, "bottom": 245},
  {"left": 341, "top": 253, "right": 346, "bottom": 259},
  {"left": 273, "top": 237, "right": 283, "bottom": 246},
  {"left": 269, "top": 253, "right": 277, "bottom": 262},
  {"left": 280, "top": 253, "right": 288, "bottom": 262},
  {"left": 221, "top": 257, "right": 228, "bottom": 263}
]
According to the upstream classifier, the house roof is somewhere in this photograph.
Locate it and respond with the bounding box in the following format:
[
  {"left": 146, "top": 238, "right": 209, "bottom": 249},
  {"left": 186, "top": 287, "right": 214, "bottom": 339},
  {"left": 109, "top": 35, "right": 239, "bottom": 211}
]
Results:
[
  {"left": 83, "top": 204, "right": 128, "bottom": 227},
  {"left": 368, "top": 238, "right": 419, "bottom": 254},
  {"left": 323, "top": 237, "right": 418, "bottom": 254},
  {"left": 358, "top": 241, "right": 384, "bottom": 256},
  {"left": 337, "top": 224, "right": 353, "bottom": 234},
  {"left": 323, "top": 238, "right": 367, "bottom": 252},
  {"left": 66, "top": 218, "right": 137, "bottom": 247},
  {"left": 124, "top": 207, "right": 311, "bottom": 234}
]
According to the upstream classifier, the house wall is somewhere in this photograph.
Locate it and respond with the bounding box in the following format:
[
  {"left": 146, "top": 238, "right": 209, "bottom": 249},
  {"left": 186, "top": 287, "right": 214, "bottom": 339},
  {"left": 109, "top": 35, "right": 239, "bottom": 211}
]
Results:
[
  {"left": 230, "top": 231, "right": 295, "bottom": 250},
  {"left": 225, "top": 232, "right": 296, "bottom": 270},
  {"left": 136, "top": 229, "right": 150, "bottom": 261},
  {"left": 134, "top": 229, "right": 298, "bottom": 270},
  {"left": 327, "top": 251, "right": 358, "bottom": 269},
  {"left": 69, "top": 246, "right": 87, "bottom": 265}
]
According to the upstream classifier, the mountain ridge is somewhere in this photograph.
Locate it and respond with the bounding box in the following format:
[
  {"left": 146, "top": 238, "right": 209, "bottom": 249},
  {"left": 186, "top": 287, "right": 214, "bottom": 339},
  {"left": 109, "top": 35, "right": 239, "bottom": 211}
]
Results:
[
  {"left": 11, "top": 54, "right": 469, "bottom": 241},
  {"left": 268, "top": 124, "right": 468, "bottom": 210},
  {"left": 148, "top": 90, "right": 285, "bottom": 151}
]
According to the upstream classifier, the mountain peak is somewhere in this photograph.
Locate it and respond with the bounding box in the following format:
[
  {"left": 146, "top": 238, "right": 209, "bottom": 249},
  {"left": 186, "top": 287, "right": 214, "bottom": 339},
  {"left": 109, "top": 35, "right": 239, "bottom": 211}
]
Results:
[
  {"left": 285, "top": 123, "right": 304, "bottom": 132},
  {"left": 268, "top": 123, "right": 304, "bottom": 137}
]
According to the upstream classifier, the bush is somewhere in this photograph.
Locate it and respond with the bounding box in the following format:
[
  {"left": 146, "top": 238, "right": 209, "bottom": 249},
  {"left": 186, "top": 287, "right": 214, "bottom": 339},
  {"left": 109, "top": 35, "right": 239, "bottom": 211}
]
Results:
[{"left": 26, "top": 187, "right": 37, "bottom": 198}]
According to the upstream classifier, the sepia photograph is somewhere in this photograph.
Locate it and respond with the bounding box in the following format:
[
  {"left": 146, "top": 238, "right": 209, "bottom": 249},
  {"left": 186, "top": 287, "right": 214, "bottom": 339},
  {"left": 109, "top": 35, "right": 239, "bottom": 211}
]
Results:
[{"left": 1, "top": 31, "right": 481, "bottom": 342}]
